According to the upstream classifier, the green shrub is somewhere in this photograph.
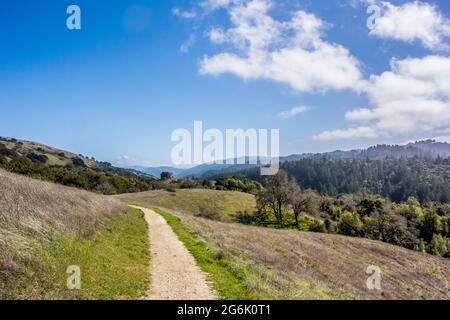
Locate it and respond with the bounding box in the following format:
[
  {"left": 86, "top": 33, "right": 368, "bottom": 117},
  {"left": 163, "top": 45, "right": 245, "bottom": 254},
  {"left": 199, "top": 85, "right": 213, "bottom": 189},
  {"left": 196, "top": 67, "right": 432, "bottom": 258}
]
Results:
[{"left": 337, "top": 211, "right": 362, "bottom": 237}]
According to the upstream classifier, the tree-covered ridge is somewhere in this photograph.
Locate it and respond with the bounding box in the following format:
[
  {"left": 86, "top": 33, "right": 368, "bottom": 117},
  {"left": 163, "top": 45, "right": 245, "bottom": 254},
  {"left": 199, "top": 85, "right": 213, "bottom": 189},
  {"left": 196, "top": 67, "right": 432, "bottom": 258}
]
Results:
[{"left": 230, "top": 156, "right": 450, "bottom": 204}]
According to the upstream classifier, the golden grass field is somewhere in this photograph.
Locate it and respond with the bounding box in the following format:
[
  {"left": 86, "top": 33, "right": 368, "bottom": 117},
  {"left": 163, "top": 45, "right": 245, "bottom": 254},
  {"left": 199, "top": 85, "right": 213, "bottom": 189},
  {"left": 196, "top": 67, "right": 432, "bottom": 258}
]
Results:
[{"left": 118, "top": 188, "right": 256, "bottom": 222}]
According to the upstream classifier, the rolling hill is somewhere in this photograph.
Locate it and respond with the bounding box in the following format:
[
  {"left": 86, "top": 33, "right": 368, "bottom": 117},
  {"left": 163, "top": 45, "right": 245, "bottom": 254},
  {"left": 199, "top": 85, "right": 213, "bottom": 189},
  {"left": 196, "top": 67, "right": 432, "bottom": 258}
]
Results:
[
  {"left": 0, "top": 136, "right": 152, "bottom": 178},
  {"left": 118, "top": 188, "right": 257, "bottom": 222},
  {"left": 0, "top": 136, "right": 156, "bottom": 194}
]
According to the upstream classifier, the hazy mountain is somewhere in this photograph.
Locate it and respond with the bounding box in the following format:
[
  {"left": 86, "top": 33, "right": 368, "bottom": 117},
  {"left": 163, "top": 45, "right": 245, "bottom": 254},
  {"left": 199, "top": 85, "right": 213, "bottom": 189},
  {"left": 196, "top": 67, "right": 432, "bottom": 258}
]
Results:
[
  {"left": 127, "top": 140, "right": 450, "bottom": 179},
  {"left": 129, "top": 166, "right": 186, "bottom": 178},
  {"left": 200, "top": 140, "right": 450, "bottom": 178}
]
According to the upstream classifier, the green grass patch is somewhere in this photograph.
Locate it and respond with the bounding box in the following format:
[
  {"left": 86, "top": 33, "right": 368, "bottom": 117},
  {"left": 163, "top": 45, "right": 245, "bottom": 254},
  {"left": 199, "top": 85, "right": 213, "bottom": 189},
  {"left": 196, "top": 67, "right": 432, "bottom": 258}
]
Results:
[
  {"left": 24, "top": 208, "right": 150, "bottom": 300},
  {"left": 153, "top": 208, "right": 256, "bottom": 300}
]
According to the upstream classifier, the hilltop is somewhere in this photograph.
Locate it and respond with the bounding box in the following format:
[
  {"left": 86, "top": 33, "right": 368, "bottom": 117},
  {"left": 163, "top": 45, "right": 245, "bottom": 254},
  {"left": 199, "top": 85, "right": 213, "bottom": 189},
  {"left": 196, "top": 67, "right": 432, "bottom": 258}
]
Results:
[
  {"left": 0, "top": 136, "right": 151, "bottom": 178},
  {"left": 0, "top": 136, "right": 156, "bottom": 194}
]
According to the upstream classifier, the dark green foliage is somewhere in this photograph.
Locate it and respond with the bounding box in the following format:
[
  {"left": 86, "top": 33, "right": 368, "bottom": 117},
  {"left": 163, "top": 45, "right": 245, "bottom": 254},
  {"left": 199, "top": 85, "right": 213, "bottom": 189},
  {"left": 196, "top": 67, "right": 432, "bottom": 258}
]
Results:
[
  {"left": 215, "top": 176, "right": 262, "bottom": 193},
  {"left": 232, "top": 156, "right": 450, "bottom": 204},
  {"left": 71, "top": 157, "right": 86, "bottom": 168},
  {"left": 362, "top": 211, "right": 420, "bottom": 249},
  {"left": 26, "top": 152, "right": 48, "bottom": 164},
  {"left": 0, "top": 155, "right": 154, "bottom": 195},
  {"left": 0, "top": 143, "right": 18, "bottom": 157},
  {"left": 235, "top": 210, "right": 254, "bottom": 225},
  {"left": 160, "top": 171, "right": 173, "bottom": 180},
  {"left": 246, "top": 171, "right": 450, "bottom": 258},
  {"left": 357, "top": 198, "right": 384, "bottom": 216}
]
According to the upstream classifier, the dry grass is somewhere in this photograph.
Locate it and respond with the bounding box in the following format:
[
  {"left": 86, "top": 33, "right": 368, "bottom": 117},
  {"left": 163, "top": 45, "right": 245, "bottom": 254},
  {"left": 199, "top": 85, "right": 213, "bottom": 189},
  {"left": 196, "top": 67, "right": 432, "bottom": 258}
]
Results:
[
  {"left": 0, "top": 168, "right": 127, "bottom": 299},
  {"left": 156, "top": 207, "right": 450, "bottom": 300},
  {"left": 117, "top": 189, "right": 256, "bottom": 222}
]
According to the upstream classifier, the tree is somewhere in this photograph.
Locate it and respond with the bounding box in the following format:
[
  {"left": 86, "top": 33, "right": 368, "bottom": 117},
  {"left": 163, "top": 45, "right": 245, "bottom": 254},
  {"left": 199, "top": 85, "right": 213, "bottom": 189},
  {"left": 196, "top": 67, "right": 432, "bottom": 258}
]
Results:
[
  {"left": 71, "top": 157, "right": 86, "bottom": 168},
  {"left": 256, "top": 170, "right": 296, "bottom": 226},
  {"left": 160, "top": 171, "right": 173, "bottom": 180},
  {"left": 357, "top": 198, "right": 384, "bottom": 217},
  {"left": 428, "top": 234, "right": 448, "bottom": 256},
  {"left": 290, "top": 185, "right": 316, "bottom": 228},
  {"left": 337, "top": 211, "right": 362, "bottom": 237},
  {"left": 420, "top": 210, "right": 443, "bottom": 242},
  {"left": 362, "top": 211, "right": 419, "bottom": 249}
]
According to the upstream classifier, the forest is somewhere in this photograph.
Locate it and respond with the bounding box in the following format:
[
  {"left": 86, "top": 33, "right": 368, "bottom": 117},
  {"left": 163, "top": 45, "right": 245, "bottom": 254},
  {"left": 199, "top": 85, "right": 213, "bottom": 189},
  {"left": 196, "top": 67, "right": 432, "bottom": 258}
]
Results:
[
  {"left": 238, "top": 170, "right": 450, "bottom": 258},
  {"left": 229, "top": 156, "right": 450, "bottom": 204}
]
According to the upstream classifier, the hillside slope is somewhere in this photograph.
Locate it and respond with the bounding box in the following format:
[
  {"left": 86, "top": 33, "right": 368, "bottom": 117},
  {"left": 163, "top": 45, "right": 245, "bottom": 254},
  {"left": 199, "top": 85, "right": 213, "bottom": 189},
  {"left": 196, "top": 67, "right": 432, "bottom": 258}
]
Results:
[
  {"left": 0, "top": 136, "right": 156, "bottom": 194},
  {"left": 118, "top": 189, "right": 256, "bottom": 222},
  {"left": 0, "top": 136, "right": 151, "bottom": 178},
  {"left": 120, "top": 190, "right": 450, "bottom": 300},
  {"left": 162, "top": 208, "right": 450, "bottom": 299},
  {"left": 0, "top": 168, "right": 149, "bottom": 299}
]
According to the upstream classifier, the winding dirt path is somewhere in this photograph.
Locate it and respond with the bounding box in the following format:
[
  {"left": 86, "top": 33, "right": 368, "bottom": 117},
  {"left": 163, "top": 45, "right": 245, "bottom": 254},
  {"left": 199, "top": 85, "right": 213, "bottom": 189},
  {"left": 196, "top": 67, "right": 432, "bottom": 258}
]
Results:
[{"left": 129, "top": 205, "right": 217, "bottom": 300}]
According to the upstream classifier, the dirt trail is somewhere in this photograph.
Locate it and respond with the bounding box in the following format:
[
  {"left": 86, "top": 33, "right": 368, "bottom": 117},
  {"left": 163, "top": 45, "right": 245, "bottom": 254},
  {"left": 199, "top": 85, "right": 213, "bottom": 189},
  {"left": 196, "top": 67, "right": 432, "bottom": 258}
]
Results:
[{"left": 130, "top": 205, "right": 217, "bottom": 300}]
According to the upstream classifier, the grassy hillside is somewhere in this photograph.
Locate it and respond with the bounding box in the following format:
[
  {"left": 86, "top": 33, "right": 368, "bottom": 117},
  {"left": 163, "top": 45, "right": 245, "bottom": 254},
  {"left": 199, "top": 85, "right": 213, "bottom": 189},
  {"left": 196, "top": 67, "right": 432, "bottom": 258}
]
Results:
[
  {"left": 121, "top": 190, "right": 450, "bottom": 300},
  {"left": 159, "top": 211, "right": 450, "bottom": 300},
  {"left": 118, "top": 189, "right": 256, "bottom": 222},
  {"left": 0, "top": 168, "right": 149, "bottom": 299},
  {"left": 0, "top": 136, "right": 149, "bottom": 177},
  {"left": 0, "top": 136, "right": 155, "bottom": 194}
]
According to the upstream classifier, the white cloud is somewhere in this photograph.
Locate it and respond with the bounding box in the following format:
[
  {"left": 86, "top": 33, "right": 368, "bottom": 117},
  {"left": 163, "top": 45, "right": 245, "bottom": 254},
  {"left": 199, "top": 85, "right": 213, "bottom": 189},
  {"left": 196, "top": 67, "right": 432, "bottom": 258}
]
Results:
[
  {"left": 200, "top": 0, "right": 239, "bottom": 12},
  {"left": 369, "top": 1, "right": 450, "bottom": 51},
  {"left": 200, "top": 0, "right": 362, "bottom": 93},
  {"left": 180, "top": 34, "right": 197, "bottom": 53},
  {"left": 314, "top": 126, "right": 378, "bottom": 140},
  {"left": 315, "top": 55, "right": 450, "bottom": 140},
  {"left": 172, "top": 7, "right": 197, "bottom": 19},
  {"left": 278, "top": 106, "right": 310, "bottom": 119},
  {"left": 207, "top": 27, "right": 227, "bottom": 43}
]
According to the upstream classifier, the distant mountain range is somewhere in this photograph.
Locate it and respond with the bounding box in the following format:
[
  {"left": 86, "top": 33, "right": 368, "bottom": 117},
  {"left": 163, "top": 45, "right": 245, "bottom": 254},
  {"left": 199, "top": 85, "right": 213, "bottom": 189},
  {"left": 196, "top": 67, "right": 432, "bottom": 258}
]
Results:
[
  {"left": 129, "top": 163, "right": 258, "bottom": 179},
  {"left": 129, "top": 140, "right": 450, "bottom": 178}
]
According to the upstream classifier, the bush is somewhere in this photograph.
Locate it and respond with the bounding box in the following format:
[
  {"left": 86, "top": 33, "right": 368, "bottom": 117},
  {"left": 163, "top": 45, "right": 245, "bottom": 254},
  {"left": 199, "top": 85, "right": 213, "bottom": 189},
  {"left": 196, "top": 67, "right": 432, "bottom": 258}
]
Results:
[
  {"left": 71, "top": 157, "right": 86, "bottom": 168},
  {"left": 195, "top": 206, "right": 219, "bottom": 220},
  {"left": 337, "top": 211, "right": 362, "bottom": 237},
  {"left": 428, "top": 234, "right": 448, "bottom": 256},
  {"left": 235, "top": 210, "right": 254, "bottom": 225},
  {"left": 160, "top": 172, "right": 173, "bottom": 180},
  {"left": 26, "top": 152, "right": 48, "bottom": 164}
]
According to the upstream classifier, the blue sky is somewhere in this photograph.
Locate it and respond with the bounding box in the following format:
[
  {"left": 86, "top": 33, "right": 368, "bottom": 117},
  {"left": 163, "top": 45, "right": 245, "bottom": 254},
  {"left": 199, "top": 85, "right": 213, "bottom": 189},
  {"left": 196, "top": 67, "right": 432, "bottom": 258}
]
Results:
[{"left": 1, "top": 0, "right": 450, "bottom": 166}]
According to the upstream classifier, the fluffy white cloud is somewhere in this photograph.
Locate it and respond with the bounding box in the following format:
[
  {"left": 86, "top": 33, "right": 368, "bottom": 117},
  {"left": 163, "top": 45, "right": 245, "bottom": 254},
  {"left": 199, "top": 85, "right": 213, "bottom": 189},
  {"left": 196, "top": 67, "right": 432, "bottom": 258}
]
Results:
[
  {"left": 315, "top": 55, "right": 450, "bottom": 140},
  {"left": 278, "top": 106, "right": 310, "bottom": 119},
  {"left": 369, "top": 1, "right": 450, "bottom": 51},
  {"left": 200, "top": 0, "right": 362, "bottom": 93}
]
